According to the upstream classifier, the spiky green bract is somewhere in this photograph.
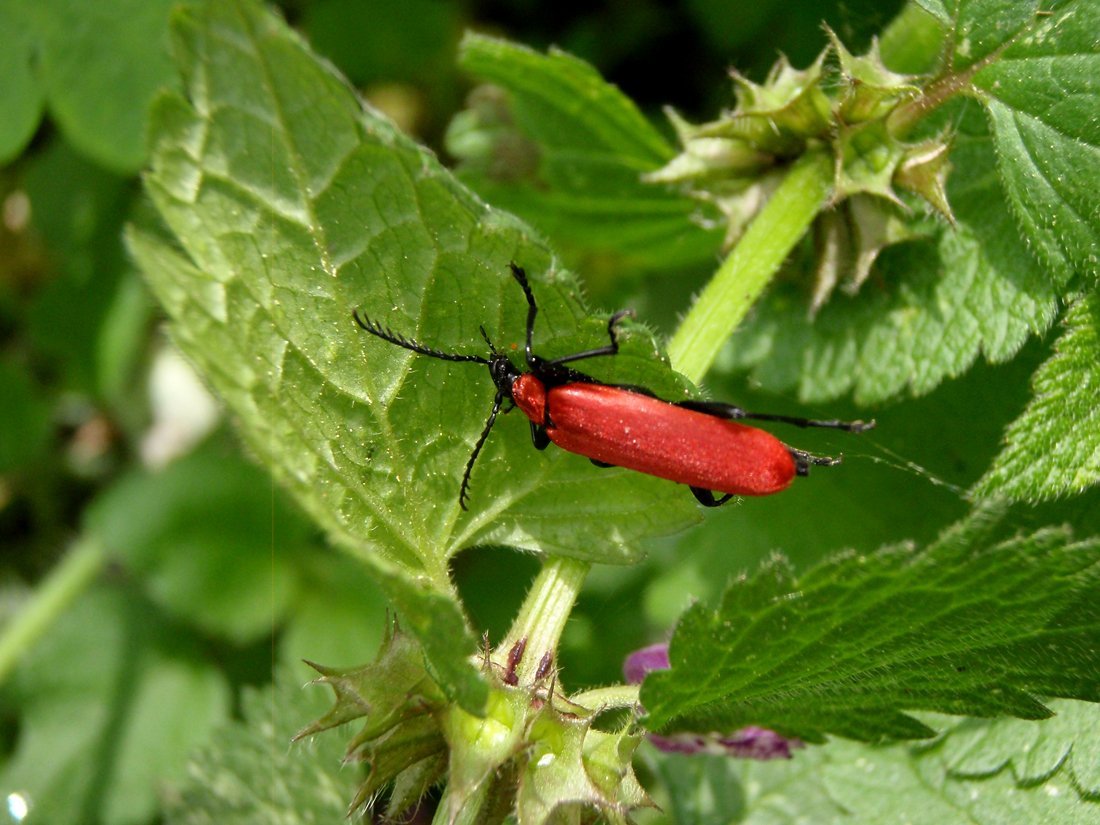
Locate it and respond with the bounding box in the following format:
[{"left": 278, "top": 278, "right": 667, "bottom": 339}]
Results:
[
  {"left": 648, "top": 3, "right": 1099, "bottom": 401},
  {"left": 302, "top": 624, "right": 650, "bottom": 823},
  {"left": 645, "top": 30, "right": 944, "bottom": 304},
  {"left": 640, "top": 505, "right": 1100, "bottom": 743}
]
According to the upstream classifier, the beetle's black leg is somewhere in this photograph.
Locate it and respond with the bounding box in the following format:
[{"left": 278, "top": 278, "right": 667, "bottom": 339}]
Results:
[
  {"left": 508, "top": 262, "right": 636, "bottom": 369},
  {"left": 677, "top": 399, "right": 875, "bottom": 433},
  {"left": 509, "top": 263, "right": 540, "bottom": 369},
  {"left": 353, "top": 310, "right": 490, "bottom": 365},
  {"left": 788, "top": 448, "right": 843, "bottom": 476},
  {"left": 590, "top": 458, "right": 615, "bottom": 468},
  {"left": 544, "top": 309, "right": 635, "bottom": 368},
  {"left": 691, "top": 487, "right": 734, "bottom": 507},
  {"left": 460, "top": 391, "right": 508, "bottom": 510},
  {"left": 529, "top": 422, "right": 550, "bottom": 451}
]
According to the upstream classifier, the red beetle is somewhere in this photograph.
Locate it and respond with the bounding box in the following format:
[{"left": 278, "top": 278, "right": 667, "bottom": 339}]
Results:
[{"left": 354, "top": 264, "right": 873, "bottom": 509}]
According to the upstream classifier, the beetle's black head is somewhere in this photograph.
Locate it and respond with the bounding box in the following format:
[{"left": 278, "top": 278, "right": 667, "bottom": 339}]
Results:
[{"left": 487, "top": 352, "right": 521, "bottom": 398}]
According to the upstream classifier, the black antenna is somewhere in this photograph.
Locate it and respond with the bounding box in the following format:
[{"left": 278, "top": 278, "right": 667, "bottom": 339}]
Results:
[
  {"left": 352, "top": 309, "right": 490, "bottom": 365},
  {"left": 459, "top": 391, "right": 507, "bottom": 510}
]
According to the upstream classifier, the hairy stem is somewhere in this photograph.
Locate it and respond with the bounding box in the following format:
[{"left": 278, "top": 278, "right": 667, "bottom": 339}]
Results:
[
  {"left": 570, "top": 683, "right": 641, "bottom": 710},
  {"left": 667, "top": 149, "right": 833, "bottom": 384},
  {"left": 498, "top": 555, "right": 591, "bottom": 684}
]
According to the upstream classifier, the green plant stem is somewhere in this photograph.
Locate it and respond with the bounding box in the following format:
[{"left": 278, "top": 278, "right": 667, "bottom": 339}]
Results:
[
  {"left": 0, "top": 536, "right": 106, "bottom": 684},
  {"left": 499, "top": 555, "right": 590, "bottom": 684},
  {"left": 570, "top": 683, "right": 640, "bottom": 710},
  {"left": 667, "top": 149, "right": 833, "bottom": 384}
]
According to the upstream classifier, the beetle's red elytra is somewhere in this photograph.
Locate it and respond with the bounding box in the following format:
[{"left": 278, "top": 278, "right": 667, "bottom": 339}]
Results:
[
  {"left": 354, "top": 263, "right": 873, "bottom": 509},
  {"left": 511, "top": 377, "right": 797, "bottom": 496}
]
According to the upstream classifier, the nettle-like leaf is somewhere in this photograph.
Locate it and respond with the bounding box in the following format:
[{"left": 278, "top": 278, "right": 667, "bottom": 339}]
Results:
[
  {"left": 931, "top": 698, "right": 1100, "bottom": 794},
  {"left": 913, "top": 0, "right": 1041, "bottom": 68},
  {"left": 976, "top": 291, "right": 1100, "bottom": 500},
  {"left": 727, "top": 102, "right": 1058, "bottom": 404},
  {"left": 130, "top": 0, "right": 698, "bottom": 709},
  {"left": 640, "top": 506, "right": 1100, "bottom": 743},
  {"left": 820, "top": 735, "right": 1093, "bottom": 824},
  {"left": 447, "top": 33, "right": 723, "bottom": 271},
  {"left": 973, "top": 1, "right": 1100, "bottom": 286},
  {"left": 654, "top": 708, "right": 1100, "bottom": 825}
]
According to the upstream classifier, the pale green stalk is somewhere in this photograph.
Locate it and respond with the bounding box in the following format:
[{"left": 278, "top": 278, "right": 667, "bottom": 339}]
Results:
[{"left": 668, "top": 150, "right": 833, "bottom": 383}]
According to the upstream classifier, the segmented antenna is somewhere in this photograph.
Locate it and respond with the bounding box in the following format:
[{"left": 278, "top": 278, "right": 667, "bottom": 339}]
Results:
[
  {"left": 352, "top": 310, "right": 490, "bottom": 365},
  {"left": 459, "top": 392, "right": 507, "bottom": 510}
]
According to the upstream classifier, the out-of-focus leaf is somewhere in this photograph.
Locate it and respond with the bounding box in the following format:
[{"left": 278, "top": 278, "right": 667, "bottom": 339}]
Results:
[
  {"left": 24, "top": 140, "right": 132, "bottom": 394},
  {"left": 164, "top": 673, "right": 356, "bottom": 825},
  {"left": 28, "top": 0, "right": 178, "bottom": 172},
  {"left": 87, "top": 443, "right": 304, "bottom": 644},
  {"left": 0, "top": 587, "right": 230, "bottom": 825},
  {"left": 302, "top": 0, "right": 459, "bottom": 87},
  {"left": 0, "top": 0, "right": 44, "bottom": 163},
  {"left": 0, "top": 361, "right": 50, "bottom": 472},
  {"left": 451, "top": 33, "right": 723, "bottom": 271}
]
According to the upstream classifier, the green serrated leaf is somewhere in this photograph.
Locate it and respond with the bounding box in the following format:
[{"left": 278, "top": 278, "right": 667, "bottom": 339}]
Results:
[
  {"left": 136, "top": 0, "right": 697, "bottom": 566},
  {"left": 974, "top": 1, "right": 1100, "bottom": 285},
  {"left": 86, "top": 444, "right": 305, "bottom": 644},
  {"left": 932, "top": 699, "right": 1100, "bottom": 793},
  {"left": 975, "top": 292, "right": 1100, "bottom": 500},
  {"left": 821, "top": 737, "right": 1096, "bottom": 824},
  {"left": 650, "top": 715, "right": 1100, "bottom": 825},
  {"left": 640, "top": 507, "right": 1100, "bottom": 743},
  {"left": 132, "top": 0, "right": 699, "bottom": 713},
  {"left": 450, "top": 32, "right": 723, "bottom": 271}
]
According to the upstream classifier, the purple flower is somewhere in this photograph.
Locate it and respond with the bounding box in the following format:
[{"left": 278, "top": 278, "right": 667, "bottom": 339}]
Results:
[
  {"left": 623, "top": 642, "right": 670, "bottom": 685},
  {"left": 624, "top": 643, "right": 803, "bottom": 761}
]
